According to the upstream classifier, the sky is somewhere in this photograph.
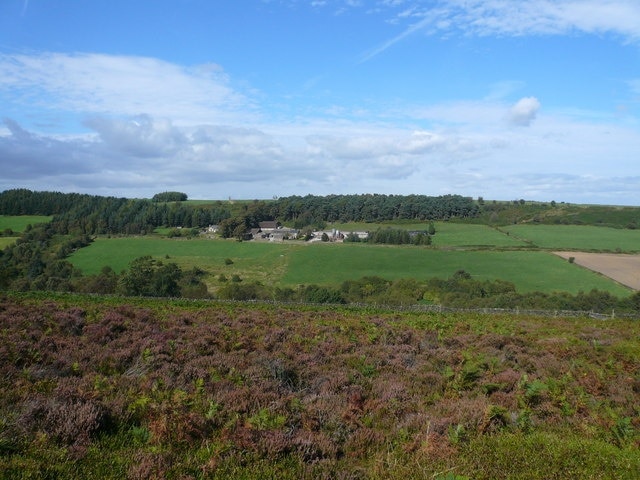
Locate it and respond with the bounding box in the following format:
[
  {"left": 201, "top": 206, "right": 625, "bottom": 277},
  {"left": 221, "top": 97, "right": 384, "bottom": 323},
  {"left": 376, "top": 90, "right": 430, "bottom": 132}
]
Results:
[{"left": 1, "top": 1, "right": 640, "bottom": 204}]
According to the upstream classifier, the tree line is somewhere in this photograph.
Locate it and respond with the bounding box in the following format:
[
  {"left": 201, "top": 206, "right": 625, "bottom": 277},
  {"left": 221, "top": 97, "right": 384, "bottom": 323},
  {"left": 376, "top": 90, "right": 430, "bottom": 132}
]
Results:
[
  {"left": 1, "top": 189, "right": 479, "bottom": 237},
  {"left": 0, "top": 189, "right": 231, "bottom": 235}
]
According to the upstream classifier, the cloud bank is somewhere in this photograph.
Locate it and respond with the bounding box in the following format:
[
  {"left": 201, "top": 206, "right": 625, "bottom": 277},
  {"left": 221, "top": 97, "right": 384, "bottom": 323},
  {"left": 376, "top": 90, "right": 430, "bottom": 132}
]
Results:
[{"left": 0, "top": 50, "right": 639, "bottom": 204}]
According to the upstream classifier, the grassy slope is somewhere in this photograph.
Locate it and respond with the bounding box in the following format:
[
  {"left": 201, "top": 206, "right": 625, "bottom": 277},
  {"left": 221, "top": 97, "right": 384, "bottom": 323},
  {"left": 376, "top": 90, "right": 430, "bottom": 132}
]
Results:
[
  {"left": 330, "top": 222, "right": 528, "bottom": 248},
  {"left": 70, "top": 237, "right": 297, "bottom": 289},
  {"left": 0, "top": 237, "right": 18, "bottom": 249}
]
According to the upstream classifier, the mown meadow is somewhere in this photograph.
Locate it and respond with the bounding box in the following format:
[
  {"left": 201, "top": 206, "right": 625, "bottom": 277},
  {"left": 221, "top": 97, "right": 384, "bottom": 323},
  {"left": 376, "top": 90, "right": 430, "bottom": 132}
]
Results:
[
  {"left": 330, "top": 222, "right": 529, "bottom": 248},
  {"left": 1, "top": 293, "right": 638, "bottom": 479}
]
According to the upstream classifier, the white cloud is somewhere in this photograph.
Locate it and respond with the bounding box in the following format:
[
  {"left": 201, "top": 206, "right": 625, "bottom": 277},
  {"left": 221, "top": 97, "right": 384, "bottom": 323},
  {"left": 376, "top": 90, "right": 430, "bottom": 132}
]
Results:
[
  {"left": 508, "top": 97, "right": 541, "bottom": 127},
  {"left": 0, "top": 52, "right": 254, "bottom": 125}
]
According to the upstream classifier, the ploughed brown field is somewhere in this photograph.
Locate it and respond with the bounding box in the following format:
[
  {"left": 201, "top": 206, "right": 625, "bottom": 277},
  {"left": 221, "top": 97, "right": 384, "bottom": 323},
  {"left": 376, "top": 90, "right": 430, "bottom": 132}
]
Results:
[{"left": 554, "top": 252, "right": 640, "bottom": 290}]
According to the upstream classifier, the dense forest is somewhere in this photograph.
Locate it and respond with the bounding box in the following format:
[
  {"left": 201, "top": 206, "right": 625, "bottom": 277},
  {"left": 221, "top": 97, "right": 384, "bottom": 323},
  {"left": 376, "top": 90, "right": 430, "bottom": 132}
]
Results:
[{"left": 268, "top": 193, "right": 479, "bottom": 224}]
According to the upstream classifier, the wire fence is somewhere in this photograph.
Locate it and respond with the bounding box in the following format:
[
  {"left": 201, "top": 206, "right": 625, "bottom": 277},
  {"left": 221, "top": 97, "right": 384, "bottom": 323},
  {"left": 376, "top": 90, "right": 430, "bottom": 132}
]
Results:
[
  {"left": 9, "top": 291, "right": 638, "bottom": 321},
  {"left": 205, "top": 298, "right": 639, "bottom": 320}
]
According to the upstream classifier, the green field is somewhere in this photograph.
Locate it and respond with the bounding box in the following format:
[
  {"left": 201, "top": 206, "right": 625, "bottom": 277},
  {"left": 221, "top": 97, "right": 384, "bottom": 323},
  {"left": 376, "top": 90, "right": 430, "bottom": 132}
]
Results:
[
  {"left": 70, "top": 237, "right": 296, "bottom": 287},
  {"left": 69, "top": 236, "right": 632, "bottom": 296},
  {"left": 431, "top": 222, "right": 526, "bottom": 247},
  {"left": 503, "top": 224, "right": 640, "bottom": 251},
  {"left": 0, "top": 215, "right": 52, "bottom": 232},
  {"left": 0, "top": 237, "right": 18, "bottom": 249},
  {"left": 330, "top": 221, "right": 527, "bottom": 248},
  {"left": 281, "top": 243, "right": 631, "bottom": 295}
]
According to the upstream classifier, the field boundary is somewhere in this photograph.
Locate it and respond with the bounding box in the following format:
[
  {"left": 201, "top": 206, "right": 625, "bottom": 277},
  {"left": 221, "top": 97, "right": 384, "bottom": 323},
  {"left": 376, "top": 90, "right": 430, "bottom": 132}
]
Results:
[
  {"left": 554, "top": 251, "right": 640, "bottom": 290},
  {"left": 286, "top": 301, "right": 638, "bottom": 320},
  {"left": 5, "top": 291, "right": 639, "bottom": 324},
  {"left": 64, "top": 292, "right": 637, "bottom": 320}
]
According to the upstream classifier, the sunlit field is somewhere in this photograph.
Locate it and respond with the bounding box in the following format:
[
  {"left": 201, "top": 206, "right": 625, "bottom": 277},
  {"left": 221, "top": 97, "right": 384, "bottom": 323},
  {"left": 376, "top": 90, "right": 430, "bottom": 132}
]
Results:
[
  {"left": 0, "top": 237, "right": 18, "bottom": 249},
  {"left": 503, "top": 224, "right": 640, "bottom": 252},
  {"left": 280, "top": 243, "right": 631, "bottom": 295}
]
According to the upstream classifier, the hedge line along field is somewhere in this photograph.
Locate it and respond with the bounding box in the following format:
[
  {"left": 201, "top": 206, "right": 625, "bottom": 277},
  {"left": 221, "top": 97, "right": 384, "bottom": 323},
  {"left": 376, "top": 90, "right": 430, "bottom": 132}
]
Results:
[
  {"left": 69, "top": 236, "right": 633, "bottom": 296},
  {"left": 502, "top": 224, "right": 640, "bottom": 252},
  {"left": 1, "top": 293, "right": 638, "bottom": 479}
]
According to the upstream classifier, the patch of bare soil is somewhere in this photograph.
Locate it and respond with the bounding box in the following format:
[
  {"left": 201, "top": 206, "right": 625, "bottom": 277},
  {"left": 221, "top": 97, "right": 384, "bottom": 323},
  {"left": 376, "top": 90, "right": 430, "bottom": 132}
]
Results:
[{"left": 554, "top": 252, "right": 640, "bottom": 290}]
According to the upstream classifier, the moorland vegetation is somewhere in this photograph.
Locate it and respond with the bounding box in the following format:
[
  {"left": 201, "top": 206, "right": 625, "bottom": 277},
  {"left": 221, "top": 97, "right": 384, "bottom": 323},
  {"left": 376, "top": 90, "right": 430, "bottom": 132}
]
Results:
[{"left": 1, "top": 293, "right": 639, "bottom": 479}]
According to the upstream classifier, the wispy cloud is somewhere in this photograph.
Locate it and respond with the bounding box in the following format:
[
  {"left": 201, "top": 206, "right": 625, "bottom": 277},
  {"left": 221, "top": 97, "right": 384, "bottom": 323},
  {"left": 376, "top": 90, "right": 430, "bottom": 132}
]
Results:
[
  {"left": 359, "top": 14, "right": 432, "bottom": 63},
  {"left": 361, "top": 0, "right": 640, "bottom": 61}
]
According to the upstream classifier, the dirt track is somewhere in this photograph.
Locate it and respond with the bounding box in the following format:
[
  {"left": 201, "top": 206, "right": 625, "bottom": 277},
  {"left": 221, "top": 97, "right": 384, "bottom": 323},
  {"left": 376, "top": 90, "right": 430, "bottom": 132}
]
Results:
[{"left": 554, "top": 252, "right": 640, "bottom": 290}]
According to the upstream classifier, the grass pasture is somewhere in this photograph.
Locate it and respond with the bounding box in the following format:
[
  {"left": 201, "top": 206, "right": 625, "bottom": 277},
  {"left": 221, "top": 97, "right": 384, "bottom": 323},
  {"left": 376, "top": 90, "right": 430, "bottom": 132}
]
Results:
[
  {"left": 69, "top": 236, "right": 632, "bottom": 296},
  {"left": 503, "top": 224, "right": 640, "bottom": 252},
  {"left": 330, "top": 221, "right": 527, "bottom": 248},
  {"left": 281, "top": 243, "right": 631, "bottom": 295},
  {"left": 0, "top": 214, "right": 52, "bottom": 232},
  {"left": 430, "top": 222, "right": 527, "bottom": 248},
  {"left": 70, "top": 237, "right": 296, "bottom": 289}
]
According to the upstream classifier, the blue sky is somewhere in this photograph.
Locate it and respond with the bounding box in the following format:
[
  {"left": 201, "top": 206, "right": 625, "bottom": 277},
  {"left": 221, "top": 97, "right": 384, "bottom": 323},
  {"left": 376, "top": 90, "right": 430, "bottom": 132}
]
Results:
[{"left": 1, "top": 1, "right": 639, "bottom": 204}]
